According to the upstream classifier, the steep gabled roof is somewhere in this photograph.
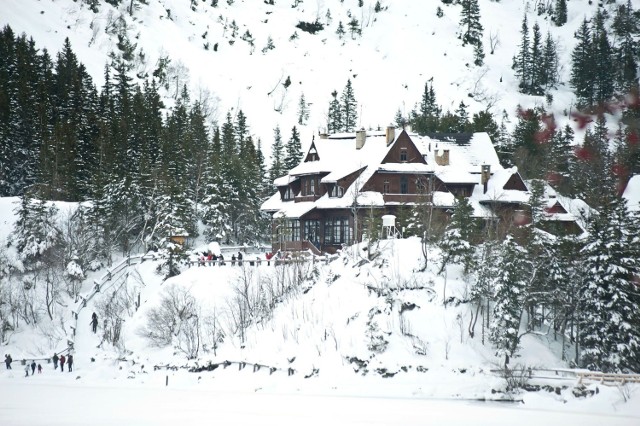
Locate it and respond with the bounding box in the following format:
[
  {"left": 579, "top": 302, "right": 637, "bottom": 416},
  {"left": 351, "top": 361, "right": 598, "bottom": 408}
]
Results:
[{"left": 474, "top": 167, "right": 530, "bottom": 204}]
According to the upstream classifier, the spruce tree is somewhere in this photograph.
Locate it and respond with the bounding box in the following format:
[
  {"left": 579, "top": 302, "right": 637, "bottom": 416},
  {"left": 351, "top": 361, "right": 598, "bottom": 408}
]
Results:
[
  {"left": 268, "top": 126, "right": 285, "bottom": 189},
  {"left": 340, "top": 79, "right": 358, "bottom": 132},
  {"left": 591, "top": 11, "right": 614, "bottom": 106},
  {"left": 490, "top": 236, "right": 528, "bottom": 365},
  {"left": 284, "top": 126, "right": 302, "bottom": 172},
  {"left": 438, "top": 196, "right": 478, "bottom": 274},
  {"left": 513, "top": 15, "right": 530, "bottom": 92},
  {"left": 579, "top": 198, "right": 640, "bottom": 372},
  {"left": 528, "top": 23, "right": 543, "bottom": 95},
  {"left": 460, "top": 0, "right": 483, "bottom": 47},
  {"left": 327, "top": 90, "right": 342, "bottom": 133},
  {"left": 570, "top": 19, "right": 594, "bottom": 108},
  {"left": 554, "top": 0, "right": 567, "bottom": 27}
]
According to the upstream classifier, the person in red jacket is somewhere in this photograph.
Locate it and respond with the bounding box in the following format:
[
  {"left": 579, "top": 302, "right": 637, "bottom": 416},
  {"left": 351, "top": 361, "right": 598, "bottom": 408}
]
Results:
[{"left": 59, "top": 354, "right": 65, "bottom": 372}]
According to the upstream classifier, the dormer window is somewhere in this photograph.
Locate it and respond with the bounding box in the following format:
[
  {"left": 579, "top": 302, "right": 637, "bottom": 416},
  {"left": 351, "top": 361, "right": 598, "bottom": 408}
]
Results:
[
  {"left": 330, "top": 185, "right": 344, "bottom": 198},
  {"left": 383, "top": 180, "right": 390, "bottom": 194},
  {"left": 302, "top": 177, "right": 316, "bottom": 196},
  {"left": 284, "top": 187, "right": 294, "bottom": 200},
  {"left": 400, "top": 149, "right": 407, "bottom": 162}
]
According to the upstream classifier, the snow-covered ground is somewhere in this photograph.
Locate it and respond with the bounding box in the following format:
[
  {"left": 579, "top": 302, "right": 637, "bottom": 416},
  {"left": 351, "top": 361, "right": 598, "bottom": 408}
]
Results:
[
  {"left": 1, "top": 196, "right": 639, "bottom": 424},
  {"left": 1, "top": 367, "right": 639, "bottom": 425},
  {"left": 0, "top": 0, "right": 605, "bottom": 156}
]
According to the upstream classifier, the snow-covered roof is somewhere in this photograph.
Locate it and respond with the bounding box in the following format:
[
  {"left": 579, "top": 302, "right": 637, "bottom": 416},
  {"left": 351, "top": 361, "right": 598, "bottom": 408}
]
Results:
[
  {"left": 413, "top": 132, "right": 502, "bottom": 173},
  {"left": 622, "top": 175, "right": 640, "bottom": 212},
  {"left": 473, "top": 167, "right": 530, "bottom": 204},
  {"left": 288, "top": 131, "right": 392, "bottom": 179},
  {"left": 272, "top": 201, "right": 316, "bottom": 219}
]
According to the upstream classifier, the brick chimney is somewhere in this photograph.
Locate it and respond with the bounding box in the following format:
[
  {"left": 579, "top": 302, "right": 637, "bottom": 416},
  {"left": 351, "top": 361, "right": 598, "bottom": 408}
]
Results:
[
  {"left": 481, "top": 164, "right": 491, "bottom": 193},
  {"left": 435, "top": 149, "right": 450, "bottom": 166},
  {"left": 356, "top": 129, "right": 367, "bottom": 149},
  {"left": 385, "top": 126, "right": 395, "bottom": 146}
]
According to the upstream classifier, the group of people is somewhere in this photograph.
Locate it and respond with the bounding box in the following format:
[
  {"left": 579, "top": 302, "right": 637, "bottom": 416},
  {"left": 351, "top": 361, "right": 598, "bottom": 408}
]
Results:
[
  {"left": 24, "top": 361, "right": 43, "bottom": 377},
  {"left": 5, "top": 352, "right": 73, "bottom": 376},
  {"left": 51, "top": 353, "right": 73, "bottom": 372},
  {"left": 198, "top": 251, "right": 247, "bottom": 266}
]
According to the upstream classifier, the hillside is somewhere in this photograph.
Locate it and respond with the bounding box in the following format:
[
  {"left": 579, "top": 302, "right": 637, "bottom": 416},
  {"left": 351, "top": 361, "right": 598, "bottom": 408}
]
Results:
[
  {"left": 1, "top": 196, "right": 639, "bottom": 424},
  {"left": 0, "top": 0, "right": 612, "bottom": 151}
]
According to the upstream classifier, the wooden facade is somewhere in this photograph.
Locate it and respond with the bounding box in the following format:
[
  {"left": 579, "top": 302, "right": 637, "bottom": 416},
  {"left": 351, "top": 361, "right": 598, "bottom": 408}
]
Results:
[{"left": 262, "top": 129, "right": 584, "bottom": 254}]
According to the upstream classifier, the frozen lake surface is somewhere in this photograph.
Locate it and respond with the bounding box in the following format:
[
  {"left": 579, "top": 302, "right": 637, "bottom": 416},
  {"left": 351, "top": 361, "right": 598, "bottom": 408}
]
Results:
[{"left": 1, "top": 379, "right": 638, "bottom": 426}]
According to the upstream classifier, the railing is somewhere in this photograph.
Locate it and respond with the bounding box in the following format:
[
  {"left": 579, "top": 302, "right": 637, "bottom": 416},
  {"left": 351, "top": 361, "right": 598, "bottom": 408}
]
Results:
[
  {"left": 68, "top": 253, "right": 158, "bottom": 345},
  {"left": 490, "top": 367, "right": 640, "bottom": 386}
]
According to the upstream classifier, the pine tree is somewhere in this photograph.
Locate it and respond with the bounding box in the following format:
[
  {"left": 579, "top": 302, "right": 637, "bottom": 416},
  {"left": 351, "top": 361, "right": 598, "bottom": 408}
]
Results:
[
  {"left": 579, "top": 198, "right": 640, "bottom": 372},
  {"left": 490, "top": 236, "right": 528, "bottom": 365},
  {"left": 412, "top": 80, "right": 441, "bottom": 133},
  {"left": 297, "top": 92, "right": 309, "bottom": 125},
  {"left": 460, "top": 0, "right": 483, "bottom": 47},
  {"left": 327, "top": 90, "right": 342, "bottom": 133},
  {"left": 511, "top": 106, "right": 545, "bottom": 179},
  {"left": 438, "top": 196, "right": 479, "bottom": 274},
  {"left": 540, "top": 32, "right": 559, "bottom": 90},
  {"left": 612, "top": 0, "right": 639, "bottom": 92},
  {"left": 340, "top": 79, "right": 358, "bottom": 132},
  {"left": 336, "top": 21, "right": 345, "bottom": 40},
  {"left": 591, "top": 11, "right": 614, "bottom": 106},
  {"left": 528, "top": 23, "right": 543, "bottom": 95},
  {"left": 513, "top": 15, "right": 530, "bottom": 92},
  {"left": 570, "top": 19, "right": 594, "bottom": 108},
  {"left": 470, "top": 110, "right": 499, "bottom": 142},
  {"left": 268, "top": 126, "right": 285, "bottom": 189},
  {"left": 554, "top": 0, "right": 567, "bottom": 27},
  {"left": 283, "top": 126, "right": 302, "bottom": 172}
]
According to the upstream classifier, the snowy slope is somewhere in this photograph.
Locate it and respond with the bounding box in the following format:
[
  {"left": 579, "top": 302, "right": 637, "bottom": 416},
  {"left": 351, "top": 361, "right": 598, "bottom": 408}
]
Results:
[{"left": 1, "top": 0, "right": 607, "bottom": 157}]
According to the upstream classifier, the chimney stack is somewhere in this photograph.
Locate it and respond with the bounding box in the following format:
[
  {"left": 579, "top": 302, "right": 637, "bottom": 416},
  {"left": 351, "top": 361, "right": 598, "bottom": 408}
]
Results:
[
  {"left": 435, "top": 149, "right": 450, "bottom": 166},
  {"left": 356, "top": 129, "right": 367, "bottom": 149},
  {"left": 385, "top": 126, "right": 395, "bottom": 146},
  {"left": 481, "top": 164, "right": 491, "bottom": 193}
]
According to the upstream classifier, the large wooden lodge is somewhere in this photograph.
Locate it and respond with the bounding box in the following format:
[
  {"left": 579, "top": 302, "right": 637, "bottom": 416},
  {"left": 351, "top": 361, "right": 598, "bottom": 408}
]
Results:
[{"left": 261, "top": 128, "right": 587, "bottom": 254}]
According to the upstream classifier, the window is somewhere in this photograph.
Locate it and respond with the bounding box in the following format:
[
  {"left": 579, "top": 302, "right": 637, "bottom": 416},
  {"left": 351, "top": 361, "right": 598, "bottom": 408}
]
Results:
[
  {"left": 400, "top": 149, "right": 407, "bottom": 162},
  {"left": 383, "top": 180, "right": 390, "bottom": 194},
  {"left": 324, "top": 217, "right": 350, "bottom": 244},
  {"left": 304, "top": 220, "right": 320, "bottom": 245},
  {"left": 284, "top": 187, "right": 294, "bottom": 200},
  {"left": 330, "top": 185, "right": 344, "bottom": 198},
  {"left": 400, "top": 176, "right": 408, "bottom": 194},
  {"left": 289, "top": 220, "right": 301, "bottom": 241},
  {"left": 310, "top": 178, "right": 315, "bottom": 195}
]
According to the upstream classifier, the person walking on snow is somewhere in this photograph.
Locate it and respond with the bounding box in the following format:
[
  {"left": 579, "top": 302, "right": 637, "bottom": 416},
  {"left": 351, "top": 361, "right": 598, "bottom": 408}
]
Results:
[
  {"left": 67, "top": 354, "right": 74, "bottom": 372},
  {"left": 91, "top": 312, "right": 98, "bottom": 333},
  {"left": 24, "top": 364, "right": 29, "bottom": 377},
  {"left": 37, "top": 363, "right": 42, "bottom": 374},
  {"left": 52, "top": 353, "right": 59, "bottom": 370},
  {"left": 30, "top": 360, "right": 36, "bottom": 375},
  {"left": 4, "top": 354, "right": 11, "bottom": 369},
  {"left": 59, "top": 354, "right": 65, "bottom": 372}
]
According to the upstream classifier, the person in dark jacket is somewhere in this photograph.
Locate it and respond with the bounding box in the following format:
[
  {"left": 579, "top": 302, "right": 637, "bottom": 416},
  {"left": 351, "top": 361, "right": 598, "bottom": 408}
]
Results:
[
  {"left": 237, "top": 251, "right": 243, "bottom": 266},
  {"left": 67, "top": 354, "right": 74, "bottom": 372},
  {"left": 30, "top": 360, "right": 36, "bottom": 375},
  {"left": 52, "top": 353, "right": 59, "bottom": 370},
  {"left": 59, "top": 354, "right": 65, "bottom": 372},
  {"left": 37, "top": 363, "right": 42, "bottom": 374},
  {"left": 231, "top": 254, "right": 236, "bottom": 266},
  {"left": 91, "top": 312, "right": 98, "bottom": 333},
  {"left": 4, "top": 354, "right": 11, "bottom": 369}
]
